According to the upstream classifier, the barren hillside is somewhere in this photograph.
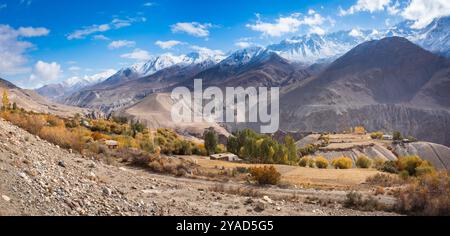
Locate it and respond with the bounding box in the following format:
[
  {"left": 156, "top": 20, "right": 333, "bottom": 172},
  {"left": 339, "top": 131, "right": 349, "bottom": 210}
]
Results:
[
  {"left": 1, "top": 78, "right": 87, "bottom": 117},
  {"left": 114, "top": 93, "right": 230, "bottom": 137}
]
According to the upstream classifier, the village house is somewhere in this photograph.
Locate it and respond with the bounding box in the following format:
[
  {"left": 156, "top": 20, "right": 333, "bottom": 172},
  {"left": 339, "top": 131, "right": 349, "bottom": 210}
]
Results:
[
  {"left": 210, "top": 153, "right": 242, "bottom": 162},
  {"left": 104, "top": 140, "right": 119, "bottom": 149}
]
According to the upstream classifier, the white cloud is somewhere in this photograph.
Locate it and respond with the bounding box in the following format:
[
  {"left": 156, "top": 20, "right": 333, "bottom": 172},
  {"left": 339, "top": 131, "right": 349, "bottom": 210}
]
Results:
[
  {"left": 246, "top": 13, "right": 326, "bottom": 37},
  {"left": 387, "top": 0, "right": 401, "bottom": 15},
  {"left": 67, "top": 24, "right": 110, "bottom": 40},
  {"left": 92, "top": 34, "right": 110, "bottom": 41},
  {"left": 302, "top": 13, "right": 326, "bottom": 26},
  {"left": 308, "top": 26, "right": 326, "bottom": 35},
  {"left": 235, "top": 41, "right": 253, "bottom": 48},
  {"left": 247, "top": 14, "right": 303, "bottom": 37},
  {"left": 171, "top": 22, "right": 212, "bottom": 37},
  {"left": 308, "top": 9, "right": 316, "bottom": 15},
  {"left": 29, "top": 61, "right": 62, "bottom": 81},
  {"left": 143, "top": 2, "right": 154, "bottom": 7},
  {"left": 190, "top": 45, "right": 224, "bottom": 56},
  {"left": 155, "top": 40, "right": 184, "bottom": 49},
  {"left": 67, "top": 17, "right": 146, "bottom": 40},
  {"left": 68, "top": 66, "right": 81, "bottom": 71},
  {"left": 339, "top": 0, "right": 391, "bottom": 16},
  {"left": 0, "top": 25, "right": 50, "bottom": 76},
  {"left": 349, "top": 28, "right": 364, "bottom": 37},
  {"left": 17, "top": 27, "right": 50, "bottom": 37},
  {"left": 401, "top": 0, "right": 450, "bottom": 29},
  {"left": 108, "top": 40, "right": 136, "bottom": 49},
  {"left": 120, "top": 49, "right": 152, "bottom": 61}
]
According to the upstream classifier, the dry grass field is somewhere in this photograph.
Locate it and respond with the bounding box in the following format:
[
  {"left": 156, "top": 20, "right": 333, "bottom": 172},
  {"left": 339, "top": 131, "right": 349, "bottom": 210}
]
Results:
[{"left": 181, "top": 156, "right": 383, "bottom": 189}]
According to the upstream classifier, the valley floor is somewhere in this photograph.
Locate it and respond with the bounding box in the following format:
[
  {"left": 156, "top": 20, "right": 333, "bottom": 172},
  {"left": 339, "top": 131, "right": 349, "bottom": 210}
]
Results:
[{"left": 0, "top": 118, "right": 398, "bottom": 216}]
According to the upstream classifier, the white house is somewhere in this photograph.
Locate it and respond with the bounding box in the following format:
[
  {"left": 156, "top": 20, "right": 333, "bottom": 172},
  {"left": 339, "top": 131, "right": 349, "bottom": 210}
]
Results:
[{"left": 210, "top": 153, "right": 242, "bottom": 162}]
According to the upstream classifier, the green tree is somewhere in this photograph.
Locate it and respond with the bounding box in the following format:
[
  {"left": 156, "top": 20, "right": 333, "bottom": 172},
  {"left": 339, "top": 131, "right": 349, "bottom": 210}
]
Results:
[
  {"left": 130, "top": 120, "right": 146, "bottom": 138},
  {"left": 204, "top": 129, "right": 218, "bottom": 156},
  {"left": 12, "top": 102, "right": 17, "bottom": 110},
  {"left": 226, "top": 136, "right": 239, "bottom": 155},
  {"left": 285, "top": 135, "right": 299, "bottom": 163},
  {"left": 393, "top": 131, "right": 402, "bottom": 141},
  {"left": 2, "top": 90, "right": 9, "bottom": 111}
]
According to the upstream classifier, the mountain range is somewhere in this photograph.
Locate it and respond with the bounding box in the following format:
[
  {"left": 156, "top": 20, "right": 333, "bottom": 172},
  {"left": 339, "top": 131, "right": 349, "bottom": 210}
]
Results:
[
  {"left": 280, "top": 37, "right": 450, "bottom": 145},
  {"left": 29, "top": 17, "right": 450, "bottom": 146},
  {"left": 39, "top": 16, "right": 450, "bottom": 99}
]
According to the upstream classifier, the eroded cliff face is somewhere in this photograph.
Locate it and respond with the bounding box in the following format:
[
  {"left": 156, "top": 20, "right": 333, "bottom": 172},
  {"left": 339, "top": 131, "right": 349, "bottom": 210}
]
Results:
[
  {"left": 282, "top": 104, "right": 450, "bottom": 147},
  {"left": 394, "top": 142, "right": 450, "bottom": 170}
]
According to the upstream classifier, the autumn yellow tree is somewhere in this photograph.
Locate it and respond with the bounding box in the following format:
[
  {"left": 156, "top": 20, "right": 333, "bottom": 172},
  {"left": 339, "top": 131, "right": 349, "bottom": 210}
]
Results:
[
  {"left": 354, "top": 126, "right": 366, "bottom": 135},
  {"left": 2, "top": 90, "right": 9, "bottom": 111}
]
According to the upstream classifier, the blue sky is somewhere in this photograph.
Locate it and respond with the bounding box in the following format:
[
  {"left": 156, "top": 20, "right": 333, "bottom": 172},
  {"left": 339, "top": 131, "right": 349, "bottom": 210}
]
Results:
[{"left": 0, "top": 0, "right": 448, "bottom": 88}]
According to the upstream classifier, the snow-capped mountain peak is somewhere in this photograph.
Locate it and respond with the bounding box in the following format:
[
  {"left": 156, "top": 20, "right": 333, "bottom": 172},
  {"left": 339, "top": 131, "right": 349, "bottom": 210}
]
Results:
[
  {"left": 266, "top": 16, "right": 450, "bottom": 64},
  {"left": 267, "top": 32, "right": 364, "bottom": 64},
  {"left": 137, "top": 53, "right": 184, "bottom": 75},
  {"left": 220, "top": 46, "right": 267, "bottom": 66},
  {"left": 63, "top": 69, "right": 117, "bottom": 88}
]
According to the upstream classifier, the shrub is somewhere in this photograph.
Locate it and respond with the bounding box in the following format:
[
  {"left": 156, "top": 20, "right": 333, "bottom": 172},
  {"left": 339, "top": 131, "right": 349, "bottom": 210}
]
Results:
[
  {"left": 148, "top": 161, "right": 163, "bottom": 172},
  {"left": 27, "top": 115, "right": 46, "bottom": 134},
  {"left": 370, "top": 132, "right": 384, "bottom": 140},
  {"left": 249, "top": 166, "right": 281, "bottom": 185},
  {"left": 162, "top": 163, "right": 177, "bottom": 174},
  {"left": 396, "top": 156, "right": 435, "bottom": 177},
  {"left": 395, "top": 171, "right": 450, "bottom": 216},
  {"left": 344, "top": 191, "right": 363, "bottom": 208},
  {"left": 91, "top": 132, "right": 110, "bottom": 141},
  {"left": 299, "top": 144, "right": 319, "bottom": 156},
  {"left": 308, "top": 159, "right": 315, "bottom": 168},
  {"left": 344, "top": 191, "right": 386, "bottom": 212},
  {"left": 366, "top": 173, "right": 401, "bottom": 187},
  {"left": 332, "top": 157, "right": 353, "bottom": 169},
  {"left": 299, "top": 156, "right": 313, "bottom": 167},
  {"left": 130, "top": 152, "right": 152, "bottom": 167},
  {"left": 356, "top": 156, "right": 372, "bottom": 169},
  {"left": 112, "top": 116, "right": 128, "bottom": 124},
  {"left": 397, "top": 156, "right": 423, "bottom": 176},
  {"left": 415, "top": 162, "right": 436, "bottom": 176},
  {"left": 234, "top": 167, "right": 250, "bottom": 174},
  {"left": 139, "top": 138, "right": 156, "bottom": 153},
  {"left": 354, "top": 126, "right": 366, "bottom": 135},
  {"left": 192, "top": 143, "right": 207, "bottom": 156},
  {"left": 381, "top": 161, "right": 399, "bottom": 174},
  {"left": 373, "top": 158, "right": 386, "bottom": 170},
  {"left": 315, "top": 156, "right": 329, "bottom": 169},
  {"left": 399, "top": 170, "right": 410, "bottom": 180},
  {"left": 39, "top": 126, "right": 89, "bottom": 152},
  {"left": 114, "top": 135, "right": 138, "bottom": 149},
  {"left": 46, "top": 115, "right": 65, "bottom": 127},
  {"left": 87, "top": 142, "right": 108, "bottom": 155}
]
